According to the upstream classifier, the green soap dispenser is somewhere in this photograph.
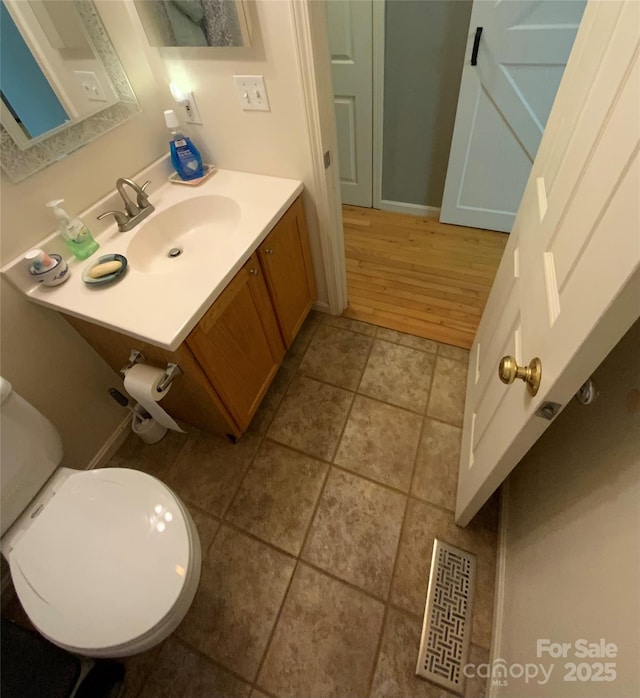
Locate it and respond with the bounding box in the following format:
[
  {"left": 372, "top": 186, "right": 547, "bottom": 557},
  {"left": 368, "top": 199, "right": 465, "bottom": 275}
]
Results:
[{"left": 46, "top": 199, "right": 99, "bottom": 260}]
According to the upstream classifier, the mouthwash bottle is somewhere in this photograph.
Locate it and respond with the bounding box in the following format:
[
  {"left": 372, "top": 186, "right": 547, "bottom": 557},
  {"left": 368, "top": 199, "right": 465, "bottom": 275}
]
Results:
[{"left": 164, "top": 109, "right": 204, "bottom": 181}]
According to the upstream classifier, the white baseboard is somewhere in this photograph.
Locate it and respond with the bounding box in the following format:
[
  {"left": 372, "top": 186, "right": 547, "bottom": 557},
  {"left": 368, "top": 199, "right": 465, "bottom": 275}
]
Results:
[
  {"left": 488, "top": 482, "right": 510, "bottom": 698},
  {"left": 85, "top": 415, "right": 131, "bottom": 471},
  {"left": 379, "top": 199, "right": 441, "bottom": 218},
  {"left": 312, "top": 300, "right": 330, "bottom": 313}
]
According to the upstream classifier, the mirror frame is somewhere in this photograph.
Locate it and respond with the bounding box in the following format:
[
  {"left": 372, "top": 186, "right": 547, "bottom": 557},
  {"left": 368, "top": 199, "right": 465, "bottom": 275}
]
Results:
[{"left": 1, "top": 0, "right": 140, "bottom": 183}]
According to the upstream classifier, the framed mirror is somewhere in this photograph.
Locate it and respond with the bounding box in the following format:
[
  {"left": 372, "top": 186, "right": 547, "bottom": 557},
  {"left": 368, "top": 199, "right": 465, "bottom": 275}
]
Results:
[
  {"left": 134, "top": 0, "right": 250, "bottom": 47},
  {"left": 0, "top": 0, "right": 140, "bottom": 183}
]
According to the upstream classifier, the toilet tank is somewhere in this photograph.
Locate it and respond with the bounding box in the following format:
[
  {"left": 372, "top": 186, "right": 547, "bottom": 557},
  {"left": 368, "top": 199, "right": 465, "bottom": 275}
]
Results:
[{"left": 0, "top": 377, "right": 63, "bottom": 537}]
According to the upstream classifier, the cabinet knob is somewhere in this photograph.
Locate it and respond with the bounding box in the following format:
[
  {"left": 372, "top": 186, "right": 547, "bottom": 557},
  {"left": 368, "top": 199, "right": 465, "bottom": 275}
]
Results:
[
  {"left": 264, "top": 248, "right": 274, "bottom": 255},
  {"left": 249, "top": 268, "right": 259, "bottom": 276}
]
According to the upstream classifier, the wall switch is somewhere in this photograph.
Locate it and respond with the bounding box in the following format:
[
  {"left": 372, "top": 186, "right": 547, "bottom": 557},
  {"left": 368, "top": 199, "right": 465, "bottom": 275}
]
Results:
[
  {"left": 181, "top": 92, "right": 202, "bottom": 125},
  {"left": 74, "top": 70, "right": 107, "bottom": 102},
  {"left": 233, "top": 75, "right": 270, "bottom": 111}
]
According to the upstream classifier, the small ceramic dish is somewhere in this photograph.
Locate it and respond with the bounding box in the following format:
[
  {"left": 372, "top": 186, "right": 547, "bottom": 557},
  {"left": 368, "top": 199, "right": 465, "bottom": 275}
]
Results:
[
  {"left": 82, "top": 253, "right": 128, "bottom": 286},
  {"left": 31, "top": 254, "right": 70, "bottom": 287}
]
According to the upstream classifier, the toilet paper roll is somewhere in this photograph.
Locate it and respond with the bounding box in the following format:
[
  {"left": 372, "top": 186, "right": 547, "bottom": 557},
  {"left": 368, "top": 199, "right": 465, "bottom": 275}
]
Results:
[{"left": 123, "top": 363, "right": 185, "bottom": 433}]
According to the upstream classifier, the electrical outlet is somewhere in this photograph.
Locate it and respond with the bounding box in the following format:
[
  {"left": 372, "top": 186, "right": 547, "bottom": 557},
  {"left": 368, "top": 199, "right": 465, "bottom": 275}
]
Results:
[
  {"left": 181, "top": 92, "right": 202, "bottom": 125},
  {"left": 233, "top": 75, "right": 270, "bottom": 112},
  {"left": 74, "top": 70, "right": 107, "bottom": 102}
]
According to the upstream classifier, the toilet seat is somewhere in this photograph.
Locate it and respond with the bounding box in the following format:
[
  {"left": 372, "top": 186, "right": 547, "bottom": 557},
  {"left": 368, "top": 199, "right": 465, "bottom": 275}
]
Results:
[{"left": 9, "top": 468, "right": 196, "bottom": 655}]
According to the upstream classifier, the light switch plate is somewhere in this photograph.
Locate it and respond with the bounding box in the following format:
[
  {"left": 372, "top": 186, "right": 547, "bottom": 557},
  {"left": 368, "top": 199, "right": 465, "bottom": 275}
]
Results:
[
  {"left": 233, "top": 75, "right": 270, "bottom": 111},
  {"left": 74, "top": 70, "right": 107, "bottom": 102}
]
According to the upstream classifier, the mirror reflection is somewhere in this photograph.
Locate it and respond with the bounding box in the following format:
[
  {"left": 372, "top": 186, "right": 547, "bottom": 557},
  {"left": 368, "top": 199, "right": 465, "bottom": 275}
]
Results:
[
  {"left": 1, "top": 0, "right": 120, "bottom": 143},
  {"left": 0, "top": 0, "right": 139, "bottom": 183},
  {"left": 134, "top": 0, "right": 250, "bottom": 47}
]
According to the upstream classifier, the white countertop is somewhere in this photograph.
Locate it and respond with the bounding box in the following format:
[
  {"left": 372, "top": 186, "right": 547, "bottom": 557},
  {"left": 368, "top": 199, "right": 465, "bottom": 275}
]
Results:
[{"left": 2, "top": 165, "right": 303, "bottom": 351}]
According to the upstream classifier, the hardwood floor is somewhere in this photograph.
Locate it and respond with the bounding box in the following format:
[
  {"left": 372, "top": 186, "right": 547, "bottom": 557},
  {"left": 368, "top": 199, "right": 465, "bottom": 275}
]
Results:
[{"left": 342, "top": 205, "right": 508, "bottom": 349}]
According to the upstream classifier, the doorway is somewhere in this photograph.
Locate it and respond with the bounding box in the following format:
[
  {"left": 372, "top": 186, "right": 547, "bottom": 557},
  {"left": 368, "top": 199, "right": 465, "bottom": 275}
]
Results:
[{"left": 327, "top": 0, "right": 585, "bottom": 348}]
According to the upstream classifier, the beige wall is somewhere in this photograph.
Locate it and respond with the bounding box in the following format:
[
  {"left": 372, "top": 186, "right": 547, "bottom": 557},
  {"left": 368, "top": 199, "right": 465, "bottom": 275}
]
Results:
[
  {"left": 495, "top": 320, "right": 640, "bottom": 697},
  {"left": 0, "top": 1, "right": 169, "bottom": 467},
  {"left": 1, "top": 0, "right": 328, "bottom": 466}
]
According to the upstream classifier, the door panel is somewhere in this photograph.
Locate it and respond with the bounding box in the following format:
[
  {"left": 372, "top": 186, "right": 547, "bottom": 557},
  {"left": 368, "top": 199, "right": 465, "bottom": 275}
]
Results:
[
  {"left": 328, "top": 0, "right": 372, "bottom": 207},
  {"left": 187, "top": 255, "right": 284, "bottom": 431},
  {"left": 258, "top": 198, "right": 316, "bottom": 347},
  {"left": 456, "top": 0, "right": 640, "bottom": 525},
  {"left": 441, "top": 0, "right": 585, "bottom": 232},
  {"left": 334, "top": 97, "right": 357, "bottom": 183}
]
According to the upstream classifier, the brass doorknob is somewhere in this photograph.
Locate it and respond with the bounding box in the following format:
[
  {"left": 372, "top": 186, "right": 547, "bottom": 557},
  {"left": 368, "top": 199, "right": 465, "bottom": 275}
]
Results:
[{"left": 498, "top": 356, "right": 542, "bottom": 396}]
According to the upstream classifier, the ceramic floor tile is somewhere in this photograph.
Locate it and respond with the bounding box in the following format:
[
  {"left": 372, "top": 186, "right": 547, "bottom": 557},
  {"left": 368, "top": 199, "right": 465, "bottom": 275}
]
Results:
[
  {"left": 370, "top": 609, "right": 488, "bottom": 698},
  {"left": 389, "top": 497, "right": 499, "bottom": 649},
  {"left": 411, "top": 419, "right": 462, "bottom": 511},
  {"left": 267, "top": 375, "right": 353, "bottom": 460},
  {"left": 106, "top": 429, "right": 187, "bottom": 478},
  {"left": 302, "top": 468, "right": 406, "bottom": 598},
  {"left": 370, "top": 608, "right": 445, "bottom": 698},
  {"left": 226, "top": 441, "right": 328, "bottom": 555},
  {"left": 323, "top": 314, "right": 377, "bottom": 336},
  {"left": 359, "top": 340, "right": 435, "bottom": 412},
  {"left": 376, "top": 328, "right": 438, "bottom": 354},
  {"left": 258, "top": 563, "right": 385, "bottom": 698},
  {"left": 176, "top": 526, "right": 295, "bottom": 681},
  {"left": 163, "top": 429, "right": 261, "bottom": 518},
  {"left": 118, "top": 642, "right": 165, "bottom": 698},
  {"left": 427, "top": 357, "right": 468, "bottom": 427},
  {"left": 437, "top": 343, "right": 470, "bottom": 363},
  {"left": 299, "top": 324, "right": 373, "bottom": 390},
  {"left": 249, "top": 366, "right": 294, "bottom": 434},
  {"left": 138, "top": 638, "right": 251, "bottom": 698},
  {"left": 188, "top": 507, "right": 220, "bottom": 557},
  {"left": 281, "top": 311, "right": 322, "bottom": 369},
  {"left": 334, "top": 395, "right": 422, "bottom": 491}
]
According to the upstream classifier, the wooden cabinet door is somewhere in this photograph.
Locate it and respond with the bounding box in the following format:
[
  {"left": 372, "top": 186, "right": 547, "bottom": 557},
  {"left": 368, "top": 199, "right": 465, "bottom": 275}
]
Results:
[
  {"left": 258, "top": 197, "right": 317, "bottom": 347},
  {"left": 186, "top": 254, "right": 284, "bottom": 431}
]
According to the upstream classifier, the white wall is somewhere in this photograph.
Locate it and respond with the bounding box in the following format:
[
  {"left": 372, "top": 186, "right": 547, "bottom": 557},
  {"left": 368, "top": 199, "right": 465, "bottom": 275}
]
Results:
[{"left": 494, "top": 320, "right": 640, "bottom": 697}]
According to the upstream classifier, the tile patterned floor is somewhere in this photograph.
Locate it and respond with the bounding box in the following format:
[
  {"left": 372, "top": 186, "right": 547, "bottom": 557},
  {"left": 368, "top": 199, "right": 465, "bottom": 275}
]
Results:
[{"left": 110, "top": 311, "right": 499, "bottom": 697}]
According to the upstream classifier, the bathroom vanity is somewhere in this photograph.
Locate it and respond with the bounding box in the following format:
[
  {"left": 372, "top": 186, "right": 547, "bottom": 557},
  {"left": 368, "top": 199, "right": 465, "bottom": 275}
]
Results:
[
  {"left": 65, "top": 196, "right": 315, "bottom": 438},
  {"left": 2, "top": 164, "right": 317, "bottom": 440}
]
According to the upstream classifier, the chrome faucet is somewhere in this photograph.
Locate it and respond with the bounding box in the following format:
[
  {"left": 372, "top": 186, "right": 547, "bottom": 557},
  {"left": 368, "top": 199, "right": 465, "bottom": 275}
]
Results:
[{"left": 97, "top": 178, "right": 155, "bottom": 232}]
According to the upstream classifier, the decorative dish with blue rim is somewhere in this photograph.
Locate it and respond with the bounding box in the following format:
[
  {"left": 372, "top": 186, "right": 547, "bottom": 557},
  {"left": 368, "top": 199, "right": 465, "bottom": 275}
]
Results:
[{"left": 82, "top": 254, "right": 128, "bottom": 286}]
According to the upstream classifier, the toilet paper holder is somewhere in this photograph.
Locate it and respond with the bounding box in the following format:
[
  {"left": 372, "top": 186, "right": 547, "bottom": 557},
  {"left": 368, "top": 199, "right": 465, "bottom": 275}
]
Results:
[{"left": 120, "top": 349, "right": 183, "bottom": 392}]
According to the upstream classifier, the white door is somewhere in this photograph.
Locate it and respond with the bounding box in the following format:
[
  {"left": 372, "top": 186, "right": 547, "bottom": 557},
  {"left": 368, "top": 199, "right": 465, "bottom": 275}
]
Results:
[
  {"left": 456, "top": 0, "right": 640, "bottom": 526},
  {"left": 327, "top": 0, "right": 373, "bottom": 207},
  {"left": 440, "top": 0, "right": 585, "bottom": 233}
]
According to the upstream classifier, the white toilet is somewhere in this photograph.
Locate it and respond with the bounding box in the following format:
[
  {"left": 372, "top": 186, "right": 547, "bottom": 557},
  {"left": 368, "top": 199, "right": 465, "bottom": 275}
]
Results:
[{"left": 0, "top": 377, "right": 201, "bottom": 658}]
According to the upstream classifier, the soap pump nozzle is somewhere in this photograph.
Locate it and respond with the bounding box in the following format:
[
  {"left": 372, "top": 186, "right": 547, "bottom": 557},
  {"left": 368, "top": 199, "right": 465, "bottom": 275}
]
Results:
[{"left": 46, "top": 199, "right": 70, "bottom": 224}]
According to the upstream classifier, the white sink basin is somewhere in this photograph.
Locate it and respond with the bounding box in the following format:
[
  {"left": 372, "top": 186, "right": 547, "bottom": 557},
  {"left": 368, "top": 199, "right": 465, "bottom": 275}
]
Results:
[{"left": 126, "top": 195, "right": 241, "bottom": 274}]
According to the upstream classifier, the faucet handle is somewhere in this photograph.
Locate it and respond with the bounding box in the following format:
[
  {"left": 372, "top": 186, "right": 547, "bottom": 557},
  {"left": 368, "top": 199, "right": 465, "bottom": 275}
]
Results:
[
  {"left": 98, "top": 209, "right": 128, "bottom": 226},
  {"left": 137, "top": 180, "right": 152, "bottom": 208}
]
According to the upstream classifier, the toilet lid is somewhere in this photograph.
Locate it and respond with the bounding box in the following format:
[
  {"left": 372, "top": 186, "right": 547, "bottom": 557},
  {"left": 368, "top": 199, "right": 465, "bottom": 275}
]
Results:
[{"left": 10, "top": 468, "right": 191, "bottom": 652}]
